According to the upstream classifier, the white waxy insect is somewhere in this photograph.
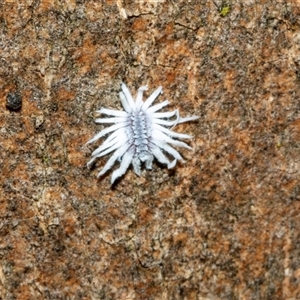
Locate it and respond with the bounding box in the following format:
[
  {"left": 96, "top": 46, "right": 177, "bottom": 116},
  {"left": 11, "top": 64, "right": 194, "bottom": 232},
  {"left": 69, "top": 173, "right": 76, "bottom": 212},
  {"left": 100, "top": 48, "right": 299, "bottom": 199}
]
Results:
[{"left": 87, "top": 83, "right": 199, "bottom": 184}]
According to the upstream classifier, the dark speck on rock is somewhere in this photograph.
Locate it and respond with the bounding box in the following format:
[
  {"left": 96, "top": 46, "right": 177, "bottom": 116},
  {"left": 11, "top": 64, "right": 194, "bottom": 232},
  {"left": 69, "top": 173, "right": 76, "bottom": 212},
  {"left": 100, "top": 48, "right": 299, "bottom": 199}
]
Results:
[{"left": 6, "top": 92, "right": 22, "bottom": 111}]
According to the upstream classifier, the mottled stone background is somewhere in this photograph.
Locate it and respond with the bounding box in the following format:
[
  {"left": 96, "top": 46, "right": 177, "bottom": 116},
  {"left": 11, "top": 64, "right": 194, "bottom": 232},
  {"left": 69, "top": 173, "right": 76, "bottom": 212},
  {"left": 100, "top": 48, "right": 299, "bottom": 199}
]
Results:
[{"left": 1, "top": 0, "right": 300, "bottom": 299}]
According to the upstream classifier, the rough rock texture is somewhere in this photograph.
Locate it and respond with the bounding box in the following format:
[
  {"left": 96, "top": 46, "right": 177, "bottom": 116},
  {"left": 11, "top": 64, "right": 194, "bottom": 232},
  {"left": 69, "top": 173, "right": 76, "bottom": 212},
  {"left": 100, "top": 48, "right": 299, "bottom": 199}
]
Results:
[{"left": 1, "top": 1, "right": 300, "bottom": 299}]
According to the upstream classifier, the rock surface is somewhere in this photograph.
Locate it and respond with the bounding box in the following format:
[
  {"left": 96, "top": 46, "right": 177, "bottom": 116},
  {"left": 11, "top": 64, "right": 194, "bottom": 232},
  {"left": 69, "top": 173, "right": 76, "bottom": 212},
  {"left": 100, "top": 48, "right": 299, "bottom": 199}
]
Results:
[{"left": 0, "top": 1, "right": 300, "bottom": 299}]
